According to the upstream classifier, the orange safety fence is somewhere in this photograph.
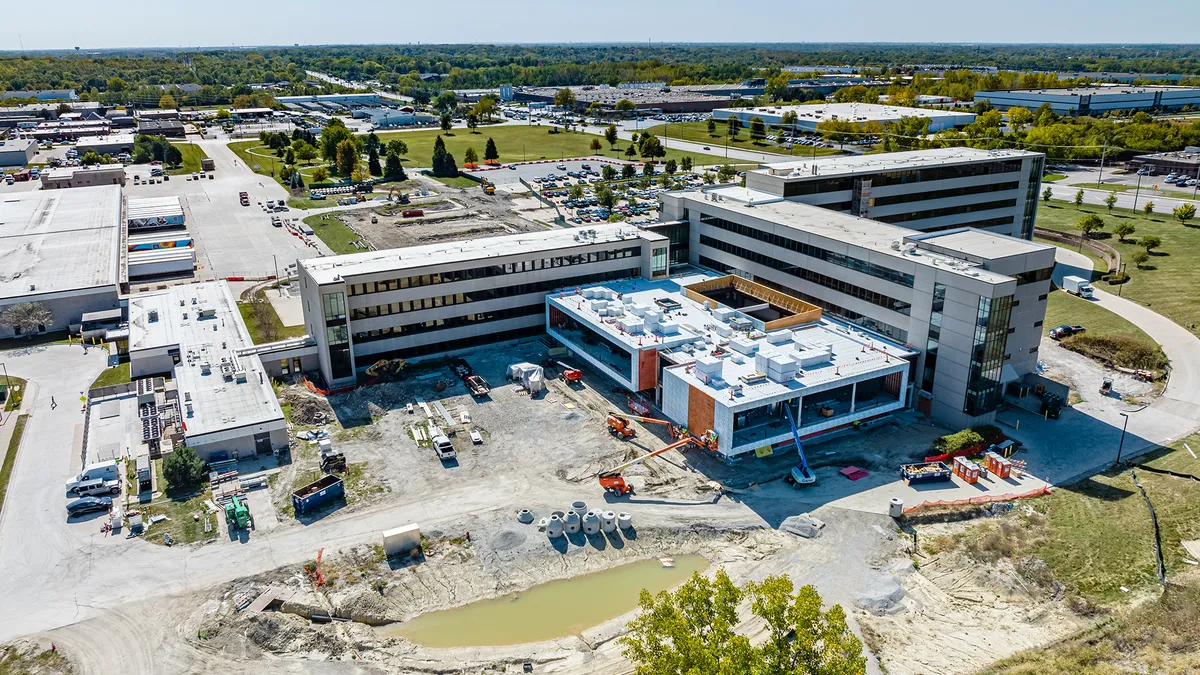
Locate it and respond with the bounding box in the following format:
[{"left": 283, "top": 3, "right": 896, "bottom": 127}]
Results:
[
  {"left": 303, "top": 377, "right": 357, "bottom": 397},
  {"left": 901, "top": 486, "right": 1052, "bottom": 514}
]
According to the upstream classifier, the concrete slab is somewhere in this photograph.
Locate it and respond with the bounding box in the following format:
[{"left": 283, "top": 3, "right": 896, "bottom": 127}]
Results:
[{"left": 267, "top": 291, "right": 304, "bottom": 327}]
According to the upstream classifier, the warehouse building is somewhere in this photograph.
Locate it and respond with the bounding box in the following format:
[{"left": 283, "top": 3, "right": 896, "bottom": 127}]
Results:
[
  {"left": 658, "top": 187, "right": 1056, "bottom": 428},
  {"left": 353, "top": 107, "right": 436, "bottom": 128},
  {"left": 712, "top": 103, "right": 976, "bottom": 133},
  {"left": 1130, "top": 149, "right": 1200, "bottom": 177},
  {"left": 297, "top": 225, "right": 669, "bottom": 387},
  {"left": 0, "top": 89, "right": 78, "bottom": 101},
  {"left": 136, "top": 118, "right": 185, "bottom": 138},
  {"left": 127, "top": 282, "right": 287, "bottom": 462},
  {"left": 973, "top": 86, "right": 1200, "bottom": 115},
  {"left": 40, "top": 164, "right": 126, "bottom": 189},
  {"left": 548, "top": 273, "right": 915, "bottom": 458},
  {"left": 0, "top": 138, "right": 37, "bottom": 167},
  {"left": 126, "top": 196, "right": 185, "bottom": 230},
  {"left": 0, "top": 186, "right": 123, "bottom": 338},
  {"left": 74, "top": 133, "right": 137, "bottom": 157},
  {"left": 514, "top": 85, "right": 731, "bottom": 113},
  {"left": 741, "top": 147, "right": 1046, "bottom": 239},
  {"left": 26, "top": 120, "right": 112, "bottom": 141}
]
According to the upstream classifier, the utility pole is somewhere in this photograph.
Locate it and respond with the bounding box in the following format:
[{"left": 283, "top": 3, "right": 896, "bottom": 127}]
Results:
[
  {"left": 1132, "top": 170, "right": 1143, "bottom": 212},
  {"left": 1115, "top": 411, "right": 1130, "bottom": 465},
  {"left": 1095, "top": 140, "right": 1108, "bottom": 189}
]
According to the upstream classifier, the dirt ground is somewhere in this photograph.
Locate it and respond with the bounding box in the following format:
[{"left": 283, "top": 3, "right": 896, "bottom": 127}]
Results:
[{"left": 1037, "top": 334, "right": 1159, "bottom": 406}]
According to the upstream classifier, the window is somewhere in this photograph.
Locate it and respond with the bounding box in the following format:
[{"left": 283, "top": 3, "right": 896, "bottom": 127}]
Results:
[
  {"left": 1029, "top": 346, "right": 1039, "bottom": 354},
  {"left": 964, "top": 295, "right": 1013, "bottom": 416},
  {"left": 922, "top": 283, "right": 947, "bottom": 394},
  {"left": 1038, "top": 293, "right": 1048, "bottom": 301},
  {"left": 872, "top": 198, "right": 1018, "bottom": 225},
  {"left": 1015, "top": 268, "right": 1053, "bottom": 285},
  {"left": 1034, "top": 320, "right": 1043, "bottom": 327},
  {"left": 651, "top": 247, "right": 668, "bottom": 278},
  {"left": 321, "top": 292, "right": 346, "bottom": 320}
]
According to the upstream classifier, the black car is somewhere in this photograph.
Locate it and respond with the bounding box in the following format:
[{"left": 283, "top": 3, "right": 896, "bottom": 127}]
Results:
[
  {"left": 67, "top": 496, "right": 112, "bottom": 518},
  {"left": 1049, "top": 324, "right": 1085, "bottom": 340}
]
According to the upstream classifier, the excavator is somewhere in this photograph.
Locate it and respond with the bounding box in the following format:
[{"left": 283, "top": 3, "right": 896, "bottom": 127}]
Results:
[
  {"left": 783, "top": 404, "right": 817, "bottom": 486},
  {"left": 365, "top": 358, "right": 409, "bottom": 381},
  {"left": 387, "top": 186, "right": 410, "bottom": 204},
  {"left": 480, "top": 178, "right": 496, "bottom": 195},
  {"left": 606, "top": 412, "right": 684, "bottom": 440},
  {"left": 598, "top": 432, "right": 718, "bottom": 495}
]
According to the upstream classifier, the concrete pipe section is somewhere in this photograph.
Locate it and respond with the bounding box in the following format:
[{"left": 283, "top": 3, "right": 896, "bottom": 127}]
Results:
[
  {"left": 563, "top": 511, "right": 581, "bottom": 534},
  {"left": 582, "top": 510, "right": 602, "bottom": 535},
  {"left": 600, "top": 511, "right": 617, "bottom": 533},
  {"left": 617, "top": 512, "right": 633, "bottom": 530},
  {"left": 888, "top": 498, "right": 904, "bottom": 518},
  {"left": 572, "top": 501, "right": 588, "bottom": 517},
  {"left": 517, "top": 509, "right": 535, "bottom": 524},
  {"left": 546, "top": 514, "right": 564, "bottom": 538}
]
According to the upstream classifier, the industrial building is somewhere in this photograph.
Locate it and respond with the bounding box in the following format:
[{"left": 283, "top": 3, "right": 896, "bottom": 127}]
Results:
[
  {"left": 740, "top": 147, "right": 1046, "bottom": 239},
  {"left": 40, "top": 164, "right": 126, "bottom": 189},
  {"left": 973, "top": 86, "right": 1200, "bottom": 115},
  {"left": 657, "top": 187, "right": 1056, "bottom": 428},
  {"left": 514, "top": 85, "right": 731, "bottom": 113},
  {"left": 135, "top": 111, "right": 185, "bottom": 137},
  {"left": 297, "top": 225, "right": 669, "bottom": 387},
  {"left": 127, "top": 282, "right": 287, "bottom": 462},
  {"left": 277, "top": 93, "right": 391, "bottom": 111},
  {"left": 124, "top": 196, "right": 194, "bottom": 279},
  {"left": 0, "top": 89, "right": 78, "bottom": 101},
  {"left": 1130, "top": 149, "right": 1200, "bottom": 177},
  {"left": 712, "top": 103, "right": 976, "bottom": 133},
  {"left": 352, "top": 107, "right": 436, "bottom": 128},
  {"left": 74, "top": 133, "right": 137, "bottom": 157},
  {"left": 548, "top": 273, "right": 914, "bottom": 457},
  {"left": 0, "top": 138, "right": 37, "bottom": 167},
  {"left": 0, "top": 186, "right": 124, "bottom": 338},
  {"left": 26, "top": 120, "right": 112, "bottom": 141}
]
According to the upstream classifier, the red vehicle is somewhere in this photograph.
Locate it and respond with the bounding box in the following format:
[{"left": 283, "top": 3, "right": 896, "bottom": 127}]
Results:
[
  {"left": 239, "top": 191, "right": 250, "bottom": 206},
  {"left": 401, "top": 209, "right": 424, "bottom": 218},
  {"left": 13, "top": 170, "right": 30, "bottom": 182}
]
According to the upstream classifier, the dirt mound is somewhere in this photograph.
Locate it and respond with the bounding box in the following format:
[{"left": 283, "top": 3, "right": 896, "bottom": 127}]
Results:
[
  {"left": 279, "top": 388, "right": 336, "bottom": 426},
  {"left": 243, "top": 613, "right": 352, "bottom": 656}
]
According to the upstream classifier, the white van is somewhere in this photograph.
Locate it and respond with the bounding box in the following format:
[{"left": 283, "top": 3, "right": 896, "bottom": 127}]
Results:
[{"left": 66, "top": 460, "right": 120, "bottom": 492}]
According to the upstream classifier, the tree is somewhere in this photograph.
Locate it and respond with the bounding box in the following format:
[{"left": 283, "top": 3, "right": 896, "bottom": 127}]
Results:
[
  {"left": 1007, "top": 106, "right": 1034, "bottom": 133},
  {"left": 625, "top": 145, "right": 638, "bottom": 159},
  {"left": 294, "top": 141, "right": 317, "bottom": 164},
  {"left": 1104, "top": 192, "right": 1118, "bottom": 212},
  {"left": 466, "top": 113, "right": 479, "bottom": 132},
  {"left": 319, "top": 118, "right": 352, "bottom": 164},
  {"left": 1074, "top": 188, "right": 1085, "bottom": 207},
  {"left": 664, "top": 158, "right": 677, "bottom": 175},
  {"left": 472, "top": 96, "right": 498, "bottom": 122},
  {"left": 0, "top": 302, "right": 51, "bottom": 337},
  {"left": 643, "top": 161, "right": 656, "bottom": 177},
  {"left": 311, "top": 166, "right": 329, "bottom": 183},
  {"left": 781, "top": 110, "right": 798, "bottom": 136},
  {"left": 484, "top": 137, "right": 499, "bottom": 163},
  {"left": 596, "top": 185, "right": 617, "bottom": 210},
  {"left": 351, "top": 164, "right": 370, "bottom": 183},
  {"left": 430, "top": 135, "right": 459, "bottom": 177},
  {"left": 727, "top": 116, "right": 741, "bottom": 139},
  {"left": 1075, "top": 214, "right": 1105, "bottom": 238},
  {"left": 55, "top": 102, "right": 73, "bottom": 116},
  {"left": 569, "top": 185, "right": 584, "bottom": 200},
  {"left": 106, "top": 76, "right": 127, "bottom": 93},
  {"left": 681, "top": 157, "right": 693, "bottom": 172},
  {"left": 384, "top": 152, "right": 406, "bottom": 179},
  {"left": 718, "top": 164, "right": 737, "bottom": 182},
  {"left": 1141, "top": 235, "right": 1162, "bottom": 253},
  {"left": 620, "top": 570, "right": 864, "bottom": 675},
  {"left": 463, "top": 146, "right": 479, "bottom": 166},
  {"left": 615, "top": 99, "right": 636, "bottom": 115},
  {"left": 336, "top": 139, "right": 359, "bottom": 177},
  {"left": 621, "top": 163, "right": 637, "bottom": 180},
  {"left": 284, "top": 147, "right": 295, "bottom": 165},
  {"left": 1114, "top": 221, "right": 1136, "bottom": 242},
  {"left": 367, "top": 147, "right": 382, "bottom": 176},
  {"left": 80, "top": 151, "right": 101, "bottom": 165},
  {"left": 554, "top": 87, "right": 577, "bottom": 110},
  {"left": 1042, "top": 186, "right": 1054, "bottom": 203},
  {"left": 1173, "top": 202, "right": 1197, "bottom": 226},
  {"left": 1144, "top": 201, "right": 1156, "bottom": 215},
  {"left": 440, "top": 112, "right": 453, "bottom": 132},
  {"left": 589, "top": 138, "right": 603, "bottom": 154},
  {"left": 638, "top": 134, "right": 664, "bottom": 159},
  {"left": 433, "top": 90, "right": 458, "bottom": 112},
  {"left": 707, "top": 118, "right": 717, "bottom": 135},
  {"left": 164, "top": 144, "right": 184, "bottom": 167},
  {"left": 162, "top": 445, "right": 206, "bottom": 491},
  {"left": 604, "top": 124, "right": 619, "bottom": 149},
  {"left": 601, "top": 165, "right": 616, "bottom": 181},
  {"left": 216, "top": 108, "right": 231, "bottom": 120},
  {"left": 364, "top": 132, "right": 381, "bottom": 155},
  {"left": 1131, "top": 250, "right": 1150, "bottom": 269},
  {"left": 748, "top": 116, "right": 767, "bottom": 142}
]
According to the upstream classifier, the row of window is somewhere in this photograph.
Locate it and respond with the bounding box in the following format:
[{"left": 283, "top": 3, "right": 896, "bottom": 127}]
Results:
[
  {"left": 698, "top": 213, "right": 916, "bottom": 288},
  {"left": 344, "top": 246, "right": 642, "bottom": 297},
  {"left": 358, "top": 325, "right": 544, "bottom": 363},
  {"left": 347, "top": 267, "right": 641, "bottom": 321},
  {"left": 917, "top": 215, "right": 1016, "bottom": 234},
  {"left": 352, "top": 303, "right": 545, "bottom": 344},
  {"left": 870, "top": 181, "right": 1020, "bottom": 207},
  {"left": 1014, "top": 268, "right": 1054, "bottom": 286},
  {"left": 873, "top": 198, "right": 1018, "bottom": 225},
  {"left": 698, "top": 235, "right": 912, "bottom": 316},
  {"left": 865, "top": 160, "right": 1025, "bottom": 188}
]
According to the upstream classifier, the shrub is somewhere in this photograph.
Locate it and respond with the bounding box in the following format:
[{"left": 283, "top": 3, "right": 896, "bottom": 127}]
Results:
[
  {"left": 1060, "top": 334, "right": 1167, "bottom": 370},
  {"left": 932, "top": 425, "right": 1005, "bottom": 454},
  {"left": 162, "top": 445, "right": 206, "bottom": 491}
]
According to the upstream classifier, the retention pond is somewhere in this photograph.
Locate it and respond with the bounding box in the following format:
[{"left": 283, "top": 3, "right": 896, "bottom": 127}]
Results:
[{"left": 378, "top": 555, "right": 709, "bottom": 647}]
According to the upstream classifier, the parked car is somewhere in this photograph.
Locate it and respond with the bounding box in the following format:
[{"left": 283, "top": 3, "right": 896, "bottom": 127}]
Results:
[
  {"left": 66, "top": 496, "right": 112, "bottom": 518},
  {"left": 1049, "top": 324, "right": 1085, "bottom": 340}
]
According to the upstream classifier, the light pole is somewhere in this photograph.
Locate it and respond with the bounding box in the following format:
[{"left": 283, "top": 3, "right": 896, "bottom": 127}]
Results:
[
  {"left": 1132, "top": 170, "right": 1143, "bottom": 212},
  {"left": 1115, "top": 411, "right": 1130, "bottom": 465}
]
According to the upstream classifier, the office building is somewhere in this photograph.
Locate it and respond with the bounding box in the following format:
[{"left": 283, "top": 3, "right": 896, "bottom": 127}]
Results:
[
  {"left": 741, "top": 147, "right": 1046, "bottom": 239},
  {"left": 127, "top": 282, "right": 287, "bottom": 462},
  {"left": 0, "top": 186, "right": 123, "bottom": 337},
  {"left": 548, "top": 273, "right": 915, "bottom": 458},
  {"left": 974, "top": 86, "right": 1200, "bottom": 115},
  {"left": 40, "top": 165, "right": 127, "bottom": 189},
  {"left": 658, "top": 186, "right": 1056, "bottom": 428},
  {"left": 712, "top": 103, "right": 976, "bottom": 133},
  {"left": 0, "top": 138, "right": 37, "bottom": 167},
  {"left": 297, "top": 224, "right": 669, "bottom": 388},
  {"left": 1131, "top": 150, "right": 1200, "bottom": 177}
]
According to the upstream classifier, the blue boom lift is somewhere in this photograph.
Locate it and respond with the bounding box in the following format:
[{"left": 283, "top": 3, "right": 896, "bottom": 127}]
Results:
[{"left": 783, "top": 404, "right": 817, "bottom": 486}]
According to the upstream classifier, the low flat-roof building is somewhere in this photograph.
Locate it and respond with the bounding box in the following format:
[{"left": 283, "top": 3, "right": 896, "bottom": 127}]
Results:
[
  {"left": 974, "top": 85, "right": 1200, "bottom": 115},
  {"left": 0, "top": 89, "right": 78, "bottom": 101},
  {"left": 136, "top": 118, "right": 185, "bottom": 137},
  {"left": 515, "top": 85, "right": 731, "bottom": 113},
  {"left": 0, "top": 185, "right": 123, "bottom": 337},
  {"left": 549, "top": 273, "right": 915, "bottom": 457},
  {"left": 27, "top": 120, "right": 111, "bottom": 141},
  {"left": 40, "top": 164, "right": 126, "bottom": 189},
  {"left": 74, "top": 133, "right": 137, "bottom": 157},
  {"left": 0, "top": 138, "right": 37, "bottom": 167},
  {"left": 127, "top": 281, "right": 287, "bottom": 462},
  {"left": 712, "top": 103, "right": 976, "bottom": 133},
  {"left": 1130, "top": 150, "right": 1200, "bottom": 177}
]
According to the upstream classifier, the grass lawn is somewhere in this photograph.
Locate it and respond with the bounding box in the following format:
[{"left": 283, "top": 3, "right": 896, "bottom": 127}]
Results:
[
  {"left": 1033, "top": 235, "right": 1106, "bottom": 273},
  {"left": 89, "top": 362, "right": 131, "bottom": 390},
  {"left": 146, "top": 458, "right": 218, "bottom": 545},
  {"left": 3, "top": 376, "right": 26, "bottom": 413},
  {"left": 642, "top": 121, "right": 844, "bottom": 159},
  {"left": 376, "top": 124, "right": 725, "bottom": 168},
  {"left": 1041, "top": 172, "right": 1067, "bottom": 182},
  {"left": 237, "top": 290, "right": 306, "bottom": 344},
  {"left": 428, "top": 174, "right": 479, "bottom": 189},
  {"left": 1043, "top": 288, "right": 1157, "bottom": 343},
  {"left": 0, "top": 414, "right": 29, "bottom": 518},
  {"left": 1036, "top": 200, "right": 1200, "bottom": 334},
  {"left": 228, "top": 141, "right": 292, "bottom": 185},
  {"left": 167, "top": 143, "right": 208, "bottom": 176},
  {"left": 302, "top": 213, "right": 366, "bottom": 255},
  {"left": 1072, "top": 181, "right": 1136, "bottom": 193}
]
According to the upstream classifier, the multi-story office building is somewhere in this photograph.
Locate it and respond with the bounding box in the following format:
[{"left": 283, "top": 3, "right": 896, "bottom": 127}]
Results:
[
  {"left": 742, "top": 148, "right": 1046, "bottom": 240},
  {"left": 659, "top": 186, "right": 1055, "bottom": 427},
  {"left": 974, "top": 86, "right": 1200, "bottom": 116},
  {"left": 297, "top": 225, "right": 669, "bottom": 387}
]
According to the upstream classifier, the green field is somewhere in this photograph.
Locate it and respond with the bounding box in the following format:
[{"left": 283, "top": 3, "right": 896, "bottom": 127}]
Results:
[
  {"left": 1036, "top": 200, "right": 1200, "bottom": 335},
  {"left": 1043, "top": 289, "right": 1155, "bottom": 343},
  {"left": 237, "top": 290, "right": 307, "bottom": 344},
  {"left": 376, "top": 124, "right": 725, "bottom": 168},
  {"left": 642, "top": 121, "right": 844, "bottom": 159},
  {"left": 168, "top": 143, "right": 208, "bottom": 176},
  {"left": 302, "top": 213, "right": 364, "bottom": 255},
  {"left": 89, "top": 362, "right": 131, "bottom": 390},
  {"left": 1041, "top": 173, "right": 1067, "bottom": 182},
  {"left": 227, "top": 141, "right": 295, "bottom": 185}
]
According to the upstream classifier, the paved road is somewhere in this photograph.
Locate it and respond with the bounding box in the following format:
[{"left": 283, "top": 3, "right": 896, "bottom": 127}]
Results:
[{"left": 1046, "top": 180, "right": 1199, "bottom": 213}]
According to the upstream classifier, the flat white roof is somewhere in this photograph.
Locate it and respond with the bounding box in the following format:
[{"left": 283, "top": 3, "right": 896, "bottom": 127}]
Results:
[
  {"left": 757, "top": 147, "right": 1039, "bottom": 179},
  {"left": 552, "top": 276, "right": 914, "bottom": 407},
  {"left": 76, "top": 133, "right": 136, "bottom": 147},
  {"left": 0, "top": 185, "right": 121, "bottom": 300},
  {"left": 301, "top": 223, "right": 664, "bottom": 285},
  {"left": 983, "top": 85, "right": 1200, "bottom": 96},
  {"left": 127, "top": 282, "right": 284, "bottom": 441},
  {"left": 126, "top": 196, "right": 183, "bottom": 220},
  {"left": 715, "top": 102, "right": 972, "bottom": 123},
  {"left": 909, "top": 228, "right": 1052, "bottom": 259}
]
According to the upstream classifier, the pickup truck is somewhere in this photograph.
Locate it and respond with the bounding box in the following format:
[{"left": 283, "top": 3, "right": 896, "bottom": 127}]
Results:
[
  {"left": 431, "top": 431, "right": 457, "bottom": 460},
  {"left": 70, "top": 478, "right": 122, "bottom": 497}
]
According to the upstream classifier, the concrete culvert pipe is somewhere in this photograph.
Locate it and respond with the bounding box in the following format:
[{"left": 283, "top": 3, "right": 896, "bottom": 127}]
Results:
[
  {"left": 517, "top": 509, "right": 534, "bottom": 524},
  {"left": 582, "top": 510, "right": 601, "bottom": 535},
  {"left": 546, "top": 514, "right": 564, "bottom": 538},
  {"left": 617, "top": 512, "right": 633, "bottom": 530},
  {"left": 572, "top": 501, "right": 588, "bottom": 517},
  {"left": 564, "top": 511, "right": 581, "bottom": 534},
  {"left": 888, "top": 498, "right": 904, "bottom": 518},
  {"left": 601, "top": 510, "right": 617, "bottom": 533}
]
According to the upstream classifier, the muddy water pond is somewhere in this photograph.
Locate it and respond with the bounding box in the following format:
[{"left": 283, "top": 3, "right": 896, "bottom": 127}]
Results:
[{"left": 379, "top": 555, "right": 709, "bottom": 647}]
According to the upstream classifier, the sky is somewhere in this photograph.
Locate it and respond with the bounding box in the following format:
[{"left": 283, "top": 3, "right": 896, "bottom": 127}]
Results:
[{"left": 1, "top": 0, "right": 1198, "bottom": 50}]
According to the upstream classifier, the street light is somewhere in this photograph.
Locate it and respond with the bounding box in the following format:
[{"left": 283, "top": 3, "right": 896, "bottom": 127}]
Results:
[{"left": 1115, "top": 412, "right": 1130, "bottom": 465}]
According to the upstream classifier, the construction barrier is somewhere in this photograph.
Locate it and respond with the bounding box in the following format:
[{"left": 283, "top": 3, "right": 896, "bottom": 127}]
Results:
[
  {"left": 901, "top": 486, "right": 1052, "bottom": 514},
  {"left": 303, "top": 377, "right": 357, "bottom": 397}
]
